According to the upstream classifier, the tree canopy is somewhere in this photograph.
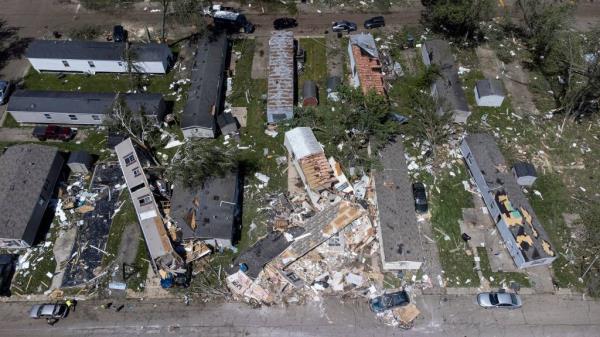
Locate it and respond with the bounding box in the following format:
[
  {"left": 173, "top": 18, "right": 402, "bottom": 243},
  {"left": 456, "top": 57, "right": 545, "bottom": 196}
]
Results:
[{"left": 421, "top": 0, "right": 495, "bottom": 42}]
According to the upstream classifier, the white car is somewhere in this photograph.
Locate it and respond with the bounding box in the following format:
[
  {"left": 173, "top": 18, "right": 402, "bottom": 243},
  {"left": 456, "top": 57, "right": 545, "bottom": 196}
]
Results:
[{"left": 477, "top": 292, "right": 522, "bottom": 309}]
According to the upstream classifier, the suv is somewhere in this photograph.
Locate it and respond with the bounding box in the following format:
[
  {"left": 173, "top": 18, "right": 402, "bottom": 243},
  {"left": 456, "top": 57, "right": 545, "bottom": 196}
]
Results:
[
  {"left": 332, "top": 21, "right": 357, "bottom": 33},
  {"left": 364, "top": 16, "right": 385, "bottom": 29},
  {"left": 113, "top": 25, "right": 126, "bottom": 42},
  {"left": 0, "top": 80, "right": 13, "bottom": 105},
  {"left": 412, "top": 182, "right": 428, "bottom": 213},
  {"left": 32, "top": 125, "right": 76, "bottom": 141},
  {"left": 273, "top": 17, "right": 297, "bottom": 30},
  {"left": 369, "top": 290, "right": 410, "bottom": 313}
]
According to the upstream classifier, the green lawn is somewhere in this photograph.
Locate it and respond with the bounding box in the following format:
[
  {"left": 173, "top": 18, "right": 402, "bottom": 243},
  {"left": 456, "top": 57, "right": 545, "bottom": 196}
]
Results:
[
  {"left": 430, "top": 172, "right": 479, "bottom": 287},
  {"left": 2, "top": 113, "right": 20, "bottom": 128},
  {"left": 101, "top": 193, "right": 136, "bottom": 268},
  {"left": 477, "top": 247, "right": 531, "bottom": 288},
  {"left": 298, "top": 38, "right": 328, "bottom": 97},
  {"left": 126, "top": 236, "right": 150, "bottom": 292}
]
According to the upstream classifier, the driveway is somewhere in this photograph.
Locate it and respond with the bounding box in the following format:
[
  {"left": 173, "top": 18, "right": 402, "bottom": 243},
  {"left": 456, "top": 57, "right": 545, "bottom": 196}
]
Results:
[{"left": 0, "top": 127, "right": 88, "bottom": 143}]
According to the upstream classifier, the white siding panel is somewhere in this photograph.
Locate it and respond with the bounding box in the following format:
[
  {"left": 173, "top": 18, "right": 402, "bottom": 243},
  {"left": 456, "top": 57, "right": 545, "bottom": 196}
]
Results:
[{"left": 29, "top": 58, "right": 166, "bottom": 74}]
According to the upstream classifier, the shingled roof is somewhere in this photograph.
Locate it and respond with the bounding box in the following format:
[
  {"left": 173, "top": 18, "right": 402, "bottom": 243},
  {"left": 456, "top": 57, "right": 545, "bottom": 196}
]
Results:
[{"left": 0, "top": 144, "right": 63, "bottom": 242}]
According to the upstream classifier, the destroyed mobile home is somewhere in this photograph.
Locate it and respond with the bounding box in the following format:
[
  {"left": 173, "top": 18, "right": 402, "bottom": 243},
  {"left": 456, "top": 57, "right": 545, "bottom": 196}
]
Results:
[{"left": 222, "top": 127, "right": 420, "bottom": 327}]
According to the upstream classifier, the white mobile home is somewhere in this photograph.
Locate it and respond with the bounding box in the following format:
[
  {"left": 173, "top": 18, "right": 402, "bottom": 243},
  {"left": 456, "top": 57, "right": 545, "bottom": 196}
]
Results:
[
  {"left": 7, "top": 90, "right": 166, "bottom": 125},
  {"left": 26, "top": 40, "right": 172, "bottom": 74}
]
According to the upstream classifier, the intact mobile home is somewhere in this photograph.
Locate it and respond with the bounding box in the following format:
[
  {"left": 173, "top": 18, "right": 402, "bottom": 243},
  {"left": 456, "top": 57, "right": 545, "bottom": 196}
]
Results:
[{"left": 26, "top": 40, "right": 172, "bottom": 74}]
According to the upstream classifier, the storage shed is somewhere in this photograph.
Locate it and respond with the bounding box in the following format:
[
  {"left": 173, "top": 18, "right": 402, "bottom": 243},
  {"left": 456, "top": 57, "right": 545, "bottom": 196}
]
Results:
[
  {"left": 474, "top": 79, "right": 505, "bottom": 107},
  {"left": 302, "top": 81, "right": 318, "bottom": 107},
  {"left": 67, "top": 151, "right": 94, "bottom": 174},
  {"left": 512, "top": 162, "right": 537, "bottom": 187}
]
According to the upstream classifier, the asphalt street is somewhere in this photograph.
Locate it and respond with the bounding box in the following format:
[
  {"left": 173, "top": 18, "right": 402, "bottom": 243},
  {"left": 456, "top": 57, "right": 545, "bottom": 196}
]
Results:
[{"left": 1, "top": 294, "right": 598, "bottom": 337}]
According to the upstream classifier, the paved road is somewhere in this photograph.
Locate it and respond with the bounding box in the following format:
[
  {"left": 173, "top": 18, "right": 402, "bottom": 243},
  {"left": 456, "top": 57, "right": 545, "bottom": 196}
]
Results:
[{"left": 1, "top": 294, "right": 598, "bottom": 337}]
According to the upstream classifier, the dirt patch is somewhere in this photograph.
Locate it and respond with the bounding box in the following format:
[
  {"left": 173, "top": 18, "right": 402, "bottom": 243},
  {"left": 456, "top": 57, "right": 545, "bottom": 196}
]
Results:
[{"left": 251, "top": 37, "right": 268, "bottom": 80}]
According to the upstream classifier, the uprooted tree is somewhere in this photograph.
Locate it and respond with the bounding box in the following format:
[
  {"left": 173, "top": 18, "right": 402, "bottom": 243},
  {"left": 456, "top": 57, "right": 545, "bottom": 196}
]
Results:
[
  {"left": 408, "top": 91, "right": 453, "bottom": 157},
  {"left": 107, "top": 95, "right": 163, "bottom": 149},
  {"left": 166, "top": 141, "right": 238, "bottom": 188}
]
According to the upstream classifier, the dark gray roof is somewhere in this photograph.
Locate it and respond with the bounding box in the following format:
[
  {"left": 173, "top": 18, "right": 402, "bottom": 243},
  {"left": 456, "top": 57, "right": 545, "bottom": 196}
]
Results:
[
  {"left": 0, "top": 144, "right": 61, "bottom": 240},
  {"left": 181, "top": 33, "right": 228, "bottom": 130},
  {"left": 424, "top": 39, "right": 470, "bottom": 113},
  {"left": 302, "top": 80, "right": 317, "bottom": 98},
  {"left": 513, "top": 162, "right": 537, "bottom": 178},
  {"left": 26, "top": 40, "right": 171, "bottom": 62},
  {"left": 375, "top": 140, "right": 422, "bottom": 266},
  {"left": 475, "top": 79, "right": 505, "bottom": 97},
  {"left": 67, "top": 151, "right": 93, "bottom": 166},
  {"left": 170, "top": 172, "right": 241, "bottom": 241},
  {"left": 8, "top": 90, "right": 164, "bottom": 116},
  {"left": 230, "top": 227, "right": 305, "bottom": 279},
  {"left": 216, "top": 112, "right": 238, "bottom": 134}
]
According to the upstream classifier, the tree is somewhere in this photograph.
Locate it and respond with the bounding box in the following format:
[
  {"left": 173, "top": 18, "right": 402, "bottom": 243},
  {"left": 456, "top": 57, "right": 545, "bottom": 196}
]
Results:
[
  {"left": 516, "top": 0, "right": 573, "bottom": 65},
  {"left": 122, "top": 45, "right": 145, "bottom": 91},
  {"left": 166, "top": 141, "right": 238, "bottom": 188},
  {"left": 421, "top": 0, "right": 495, "bottom": 42},
  {"left": 107, "top": 95, "right": 162, "bottom": 149},
  {"left": 408, "top": 91, "right": 453, "bottom": 156}
]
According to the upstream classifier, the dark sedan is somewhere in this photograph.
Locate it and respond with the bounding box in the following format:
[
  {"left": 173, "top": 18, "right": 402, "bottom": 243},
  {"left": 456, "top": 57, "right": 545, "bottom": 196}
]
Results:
[
  {"left": 273, "top": 17, "right": 297, "bottom": 30},
  {"left": 412, "top": 182, "right": 428, "bottom": 213},
  {"left": 369, "top": 290, "right": 410, "bottom": 313},
  {"left": 364, "top": 16, "right": 385, "bottom": 29}
]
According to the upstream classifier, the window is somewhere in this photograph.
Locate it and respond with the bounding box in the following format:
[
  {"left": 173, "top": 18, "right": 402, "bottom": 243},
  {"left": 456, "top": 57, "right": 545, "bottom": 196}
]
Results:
[
  {"left": 88, "top": 61, "right": 95, "bottom": 68},
  {"left": 91, "top": 115, "right": 101, "bottom": 121},
  {"left": 44, "top": 113, "right": 52, "bottom": 120},
  {"left": 124, "top": 152, "right": 136, "bottom": 166},
  {"left": 118, "top": 61, "right": 123, "bottom": 67},
  {"left": 68, "top": 114, "right": 78, "bottom": 121},
  {"left": 132, "top": 167, "right": 142, "bottom": 177},
  {"left": 62, "top": 60, "right": 70, "bottom": 67},
  {"left": 130, "top": 182, "right": 145, "bottom": 193},
  {"left": 138, "top": 194, "right": 152, "bottom": 206}
]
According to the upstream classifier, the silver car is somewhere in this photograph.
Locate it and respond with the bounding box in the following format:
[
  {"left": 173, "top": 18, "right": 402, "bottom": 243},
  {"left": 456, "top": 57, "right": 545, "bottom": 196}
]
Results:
[
  {"left": 477, "top": 292, "right": 522, "bottom": 309},
  {"left": 29, "top": 303, "right": 69, "bottom": 319}
]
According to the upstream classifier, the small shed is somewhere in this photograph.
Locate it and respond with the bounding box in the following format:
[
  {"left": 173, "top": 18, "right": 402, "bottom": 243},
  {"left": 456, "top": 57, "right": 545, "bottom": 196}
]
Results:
[
  {"left": 327, "top": 76, "right": 341, "bottom": 102},
  {"left": 512, "top": 162, "right": 537, "bottom": 187},
  {"left": 474, "top": 79, "right": 505, "bottom": 107},
  {"left": 217, "top": 112, "right": 239, "bottom": 136},
  {"left": 302, "top": 81, "right": 318, "bottom": 107},
  {"left": 67, "top": 151, "right": 93, "bottom": 174}
]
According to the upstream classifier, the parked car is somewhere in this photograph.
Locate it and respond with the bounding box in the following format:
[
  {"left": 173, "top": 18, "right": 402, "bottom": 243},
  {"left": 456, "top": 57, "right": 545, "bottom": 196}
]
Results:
[
  {"left": 369, "top": 290, "right": 410, "bottom": 313},
  {"left": 213, "top": 10, "right": 255, "bottom": 34},
  {"left": 412, "top": 182, "right": 428, "bottom": 213},
  {"left": 364, "top": 16, "right": 385, "bottom": 29},
  {"left": 29, "top": 303, "right": 69, "bottom": 320},
  {"left": 273, "top": 17, "right": 297, "bottom": 30},
  {"left": 112, "top": 25, "right": 126, "bottom": 42},
  {"left": 32, "top": 125, "right": 76, "bottom": 141},
  {"left": 331, "top": 21, "right": 357, "bottom": 33},
  {"left": 0, "top": 80, "right": 13, "bottom": 105},
  {"left": 477, "top": 292, "right": 522, "bottom": 309}
]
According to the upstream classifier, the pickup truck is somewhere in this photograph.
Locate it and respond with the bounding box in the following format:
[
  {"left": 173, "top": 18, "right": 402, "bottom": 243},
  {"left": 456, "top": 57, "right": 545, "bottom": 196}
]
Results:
[{"left": 32, "top": 125, "right": 76, "bottom": 141}]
